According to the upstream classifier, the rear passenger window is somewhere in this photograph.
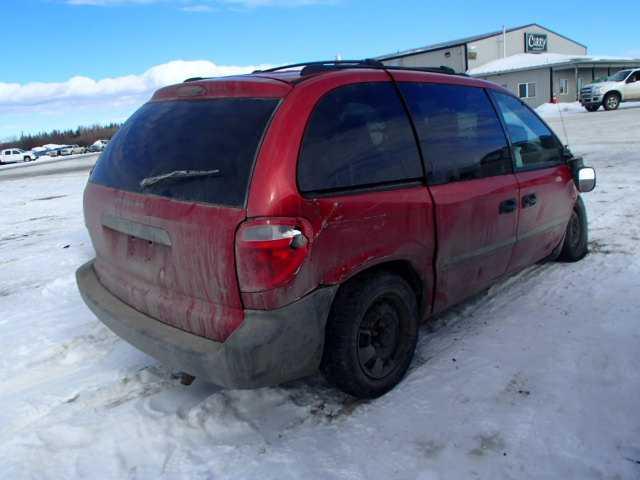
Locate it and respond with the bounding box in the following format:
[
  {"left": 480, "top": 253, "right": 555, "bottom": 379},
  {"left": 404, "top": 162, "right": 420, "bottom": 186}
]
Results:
[
  {"left": 399, "top": 83, "right": 511, "bottom": 184},
  {"left": 297, "top": 83, "right": 423, "bottom": 193},
  {"left": 491, "top": 92, "right": 563, "bottom": 170}
]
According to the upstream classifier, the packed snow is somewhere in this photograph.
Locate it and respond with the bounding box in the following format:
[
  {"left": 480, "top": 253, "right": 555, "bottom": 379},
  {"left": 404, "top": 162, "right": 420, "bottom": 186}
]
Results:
[
  {"left": 536, "top": 100, "right": 640, "bottom": 117},
  {"left": 1, "top": 106, "right": 639, "bottom": 479}
]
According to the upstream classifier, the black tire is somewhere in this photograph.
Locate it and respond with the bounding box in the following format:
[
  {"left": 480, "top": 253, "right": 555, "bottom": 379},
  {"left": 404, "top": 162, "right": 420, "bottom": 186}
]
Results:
[
  {"left": 603, "top": 92, "right": 620, "bottom": 111},
  {"left": 585, "top": 105, "right": 599, "bottom": 112},
  {"left": 321, "top": 272, "right": 418, "bottom": 398},
  {"left": 559, "top": 196, "right": 589, "bottom": 262}
]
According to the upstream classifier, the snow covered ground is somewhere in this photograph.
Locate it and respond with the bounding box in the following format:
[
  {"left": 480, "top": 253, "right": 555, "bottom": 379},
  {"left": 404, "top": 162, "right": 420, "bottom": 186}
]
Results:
[
  {"left": 536, "top": 100, "right": 640, "bottom": 118},
  {"left": 1, "top": 106, "right": 639, "bottom": 479},
  {"left": 0, "top": 153, "right": 99, "bottom": 175}
]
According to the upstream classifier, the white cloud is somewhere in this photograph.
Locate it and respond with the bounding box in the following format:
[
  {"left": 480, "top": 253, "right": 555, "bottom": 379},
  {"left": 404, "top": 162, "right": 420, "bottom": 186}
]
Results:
[
  {"left": 0, "top": 60, "right": 271, "bottom": 114},
  {"left": 0, "top": 59, "right": 276, "bottom": 137}
]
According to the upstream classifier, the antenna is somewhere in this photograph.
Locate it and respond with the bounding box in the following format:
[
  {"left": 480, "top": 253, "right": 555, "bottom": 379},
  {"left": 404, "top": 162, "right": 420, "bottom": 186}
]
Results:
[{"left": 502, "top": 25, "right": 506, "bottom": 58}]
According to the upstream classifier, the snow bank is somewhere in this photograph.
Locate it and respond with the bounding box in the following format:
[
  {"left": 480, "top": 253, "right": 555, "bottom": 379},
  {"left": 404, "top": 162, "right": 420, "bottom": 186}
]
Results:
[{"left": 536, "top": 101, "right": 587, "bottom": 117}]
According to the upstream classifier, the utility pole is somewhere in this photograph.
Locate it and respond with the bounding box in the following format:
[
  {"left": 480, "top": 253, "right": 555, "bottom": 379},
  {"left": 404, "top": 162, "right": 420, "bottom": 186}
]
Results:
[{"left": 503, "top": 25, "right": 507, "bottom": 58}]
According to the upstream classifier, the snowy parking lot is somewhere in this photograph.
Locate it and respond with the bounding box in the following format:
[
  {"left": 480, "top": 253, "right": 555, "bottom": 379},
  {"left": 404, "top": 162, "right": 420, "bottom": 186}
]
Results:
[{"left": 1, "top": 104, "right": 639, "bottom": 479}]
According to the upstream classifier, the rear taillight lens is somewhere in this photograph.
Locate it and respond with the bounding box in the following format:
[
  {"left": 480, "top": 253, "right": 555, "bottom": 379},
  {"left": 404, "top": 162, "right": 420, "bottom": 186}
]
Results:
[{"left": 235, "top": 218, "right": 311, "bottom": 292}]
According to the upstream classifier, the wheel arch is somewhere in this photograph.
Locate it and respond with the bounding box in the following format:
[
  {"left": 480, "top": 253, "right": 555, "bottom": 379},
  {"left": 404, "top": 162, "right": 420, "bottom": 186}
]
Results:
[
  {"left": 330, "top": 259, "right": 427, "bottom": 319},
  {"left": 605, "top": 90, "right": 622, "bottom": 100}
]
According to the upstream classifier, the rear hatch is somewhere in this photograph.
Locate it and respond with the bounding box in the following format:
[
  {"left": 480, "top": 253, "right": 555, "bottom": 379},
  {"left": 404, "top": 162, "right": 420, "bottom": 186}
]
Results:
[{"left": 83, "top": 79, "right": 287, "bottom": 341}]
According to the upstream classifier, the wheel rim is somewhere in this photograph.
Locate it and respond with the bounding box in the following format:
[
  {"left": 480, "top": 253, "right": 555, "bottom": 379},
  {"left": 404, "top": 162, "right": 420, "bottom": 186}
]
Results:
[
  {"left": 607, "top": 96, "right": 619, "bottom": 109},
  {"left": 357, "top": 296, "right": 405, "bottom": 380},
  {"left": 567, "top": 211, "right": 581, "bottom": 250}
]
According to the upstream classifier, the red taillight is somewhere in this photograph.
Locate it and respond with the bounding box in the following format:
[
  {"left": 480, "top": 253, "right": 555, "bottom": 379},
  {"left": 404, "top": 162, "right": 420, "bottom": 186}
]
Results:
[{"left": 235, "top": 218, "right": 311, "bottom": 292}]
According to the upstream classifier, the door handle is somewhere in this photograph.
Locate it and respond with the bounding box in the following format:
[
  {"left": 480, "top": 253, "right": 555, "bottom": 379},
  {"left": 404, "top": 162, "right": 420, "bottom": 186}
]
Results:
[
  {"left": 499, "top": 198, "right": 517, "bottom": 214},
  {"left": 522, "top": 193, "right": 538, "bottom": 208}
]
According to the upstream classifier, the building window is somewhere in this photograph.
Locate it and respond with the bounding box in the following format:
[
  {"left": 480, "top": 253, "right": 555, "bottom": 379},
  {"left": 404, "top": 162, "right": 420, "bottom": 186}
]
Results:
[
  {"left": 559, "top": 79, "right": 568, "bottom": 95},
  {"left": 518, "top": 83, "right": 536, "bottom": 99}
]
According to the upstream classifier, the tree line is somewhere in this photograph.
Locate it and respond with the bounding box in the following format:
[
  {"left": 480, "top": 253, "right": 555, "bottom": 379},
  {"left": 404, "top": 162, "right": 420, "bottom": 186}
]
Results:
[{"left": 0, "top": 123, "right": 121, "bottom": 151}]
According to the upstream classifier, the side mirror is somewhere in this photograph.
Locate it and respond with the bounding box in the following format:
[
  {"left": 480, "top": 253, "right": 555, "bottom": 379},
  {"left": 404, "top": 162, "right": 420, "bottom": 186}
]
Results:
[{"left": 577, "top": 167, "right": 596, "bottom": 192}]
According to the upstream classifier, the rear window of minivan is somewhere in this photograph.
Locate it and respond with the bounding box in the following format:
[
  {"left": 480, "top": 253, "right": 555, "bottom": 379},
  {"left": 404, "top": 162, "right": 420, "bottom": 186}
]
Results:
[{"left": 90, "top": 98, "right": 278, "bottom": 207}]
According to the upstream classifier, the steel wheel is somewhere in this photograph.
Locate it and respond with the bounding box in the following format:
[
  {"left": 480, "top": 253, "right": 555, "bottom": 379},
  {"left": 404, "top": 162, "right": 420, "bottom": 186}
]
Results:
[
  {"left": 321, "top": 273, "right": 418, "bottom": 398},
  {"left": 357, "top": 297, "right": 404, "bottom": 379}
]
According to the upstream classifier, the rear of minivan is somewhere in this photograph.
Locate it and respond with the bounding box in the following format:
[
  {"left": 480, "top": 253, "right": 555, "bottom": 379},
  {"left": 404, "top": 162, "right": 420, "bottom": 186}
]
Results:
[{"left": 76, "top": 76, "right": 335, "bottom": 388}]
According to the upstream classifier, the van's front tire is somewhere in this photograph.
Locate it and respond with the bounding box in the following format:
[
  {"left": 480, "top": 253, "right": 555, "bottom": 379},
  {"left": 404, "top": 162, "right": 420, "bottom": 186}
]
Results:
[
  {"left": 321, "top": 272, "right": 418, "bottom": 399},
  {"left": 559, "top": 196, "right": 589, "bottom": 262}
]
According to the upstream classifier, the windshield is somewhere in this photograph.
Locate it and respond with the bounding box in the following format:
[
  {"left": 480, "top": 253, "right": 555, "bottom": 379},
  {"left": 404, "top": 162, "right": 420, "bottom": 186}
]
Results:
[
  {"left": 607, "top": 70, "right": 632, "bottom": 82},
  {"left": 89, "top": 98, "right": 278, "bottom": 207}
]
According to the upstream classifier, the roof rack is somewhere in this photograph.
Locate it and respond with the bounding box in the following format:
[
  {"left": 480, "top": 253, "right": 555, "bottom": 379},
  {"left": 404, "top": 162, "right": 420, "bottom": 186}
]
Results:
[
  {"left": 184, "top": 59, "right": 466, "bottom": 83},
  {"left": 251, "top": 59, "right": 466, "bottom": 77}
]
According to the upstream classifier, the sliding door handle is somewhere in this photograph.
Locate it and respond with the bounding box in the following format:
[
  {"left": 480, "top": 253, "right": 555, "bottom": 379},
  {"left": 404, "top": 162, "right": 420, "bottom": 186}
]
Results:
[{"left": 499, "top": 198, "right": 517, "bottom": 214}]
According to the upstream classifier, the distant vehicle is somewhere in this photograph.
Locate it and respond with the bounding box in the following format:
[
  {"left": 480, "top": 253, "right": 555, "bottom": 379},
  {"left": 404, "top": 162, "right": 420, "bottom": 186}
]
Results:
[
  {"left": 580, "top": 68, "right": 640, "bottom": 111},
  {"left": 77, "top": 61, "right": 597, "bottom": 398},
  {"left": 47, "top": 146, "right": 69, "bottom": 157},
  {"left": 0, "top": 148, "right": 36, "bottom": 164},
  {"left": 89, "top": 139, "right": 109, "bottom": 152},
  {"left": 60, "top": 145, "right": 86, "bottom": 155}
]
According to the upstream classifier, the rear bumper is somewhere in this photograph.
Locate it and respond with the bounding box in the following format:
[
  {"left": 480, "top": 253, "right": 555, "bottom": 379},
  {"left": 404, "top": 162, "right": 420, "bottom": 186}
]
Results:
[{"left": 76, "top": 260, "right": 337, "bottom": 388}]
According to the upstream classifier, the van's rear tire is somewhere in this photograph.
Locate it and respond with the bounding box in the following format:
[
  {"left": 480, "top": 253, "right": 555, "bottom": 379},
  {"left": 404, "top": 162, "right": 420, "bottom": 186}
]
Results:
[
  {"left": 321, "top": 272, "right": 418, "bottom": 399},
  {"left": 559, "top": 196, "right": 589, "bottom": 262},
  {"left": 603, "top": 92, "right": 621, "bottom": 111}
]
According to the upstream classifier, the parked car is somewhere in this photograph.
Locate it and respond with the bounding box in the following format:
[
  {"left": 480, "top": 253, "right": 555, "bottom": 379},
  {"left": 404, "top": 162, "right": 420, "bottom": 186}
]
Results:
[
  {"left": 580, "top": 68, "right": 640, "bottom": 111},
  {"left": 46, "top": 146, "right": 70, "bottom": 157},
  {"left": 88, "top": 139, "right": 109, "bottom": 152},
  {"left": 60, "top": 144, "right": 86, "bottom": 155},
  {"left": 76, "top": 60, "right": 596, "bottom": 398},
  {"left": 0, "top": 148, "right": 36, "bottom": 164}
]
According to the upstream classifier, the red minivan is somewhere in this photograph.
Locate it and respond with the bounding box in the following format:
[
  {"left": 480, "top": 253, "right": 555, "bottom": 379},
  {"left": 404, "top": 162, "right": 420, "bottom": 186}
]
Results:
[{"left": 77, "top": 60, "right": 596, "bottom": 398}]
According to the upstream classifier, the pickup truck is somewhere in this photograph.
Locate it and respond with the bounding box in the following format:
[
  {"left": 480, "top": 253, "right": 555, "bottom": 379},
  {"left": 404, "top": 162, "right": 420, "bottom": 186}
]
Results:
[
  {"left": 0, "top": 148, "right": 37, "bottom": 164},
  {"left": 580, "top": 68, "right": 640, "bottom": 111}
]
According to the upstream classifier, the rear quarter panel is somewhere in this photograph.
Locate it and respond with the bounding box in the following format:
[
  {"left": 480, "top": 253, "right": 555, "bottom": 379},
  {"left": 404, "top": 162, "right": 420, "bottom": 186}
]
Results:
[{"left": 245, "top": 71, "right": 436, "bottom": 314}]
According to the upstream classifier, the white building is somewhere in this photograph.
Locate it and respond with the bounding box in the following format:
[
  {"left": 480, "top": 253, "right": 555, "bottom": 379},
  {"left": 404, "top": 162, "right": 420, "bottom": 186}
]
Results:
[{"left": 377, "top": 23, "right": 640, "bottom": 107}]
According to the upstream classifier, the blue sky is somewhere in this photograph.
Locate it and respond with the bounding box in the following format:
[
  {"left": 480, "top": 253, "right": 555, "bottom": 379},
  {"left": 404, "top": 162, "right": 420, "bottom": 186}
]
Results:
[{"left": 2, "top": 0, "right": 639, "bottom": 140}]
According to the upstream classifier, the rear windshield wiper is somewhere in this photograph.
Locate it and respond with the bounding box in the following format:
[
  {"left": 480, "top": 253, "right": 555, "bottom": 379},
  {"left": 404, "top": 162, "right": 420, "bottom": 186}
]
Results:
[{"left": 140, "top": 169, "right": 221, "bottom": 189}]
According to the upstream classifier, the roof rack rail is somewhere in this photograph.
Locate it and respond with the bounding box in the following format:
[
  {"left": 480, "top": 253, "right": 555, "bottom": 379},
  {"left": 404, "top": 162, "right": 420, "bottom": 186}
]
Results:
[
  {"left": 183, "top": 60, "right": 466, "bottom": 83},
  {"left": 252, "top": 59, "right": 383, "bottom": 74},
  {"left": 252, "top": 59, "right": 466, "bottom": 77}
]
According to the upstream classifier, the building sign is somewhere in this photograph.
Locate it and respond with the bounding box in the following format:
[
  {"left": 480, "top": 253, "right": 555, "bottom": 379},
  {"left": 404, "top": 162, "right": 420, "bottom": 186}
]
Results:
[{"left": 525, "top": 33, "right": 548, "bottom": 53}]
